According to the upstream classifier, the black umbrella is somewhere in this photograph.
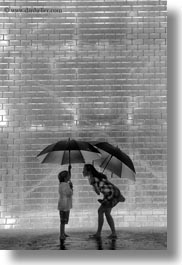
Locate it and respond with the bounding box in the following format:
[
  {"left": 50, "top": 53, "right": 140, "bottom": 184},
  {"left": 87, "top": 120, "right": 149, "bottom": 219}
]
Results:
[
  {"left": 91, "top": 141, "right": 136, "bottom": 181},
  {"left": 37, "top": 138, "right": 101, "bottom": 169}
]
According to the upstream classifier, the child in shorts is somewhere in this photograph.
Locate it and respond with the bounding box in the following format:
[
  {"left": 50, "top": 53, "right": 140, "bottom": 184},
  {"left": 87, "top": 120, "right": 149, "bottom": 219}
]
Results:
[{"left": 58, "top": 165, "right": 73, "bottom": 240}]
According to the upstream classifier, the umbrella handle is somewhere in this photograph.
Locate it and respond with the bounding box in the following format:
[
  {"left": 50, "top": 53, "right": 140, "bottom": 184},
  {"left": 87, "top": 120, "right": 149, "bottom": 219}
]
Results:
[
  {"left": 69, "top": 149, "right": 71, "bottom": 166},
  {"left": 68, "top": 164, "right": 72, "bottom": 176},
  {"left": 68, "top": 138, "right": 71, "bottom": 166},
  {"left": 102, "top": 155, "right": 112, "bottom": 173},
  {"left": 68, "top": 150, "right": 72, "bottom": 176}
]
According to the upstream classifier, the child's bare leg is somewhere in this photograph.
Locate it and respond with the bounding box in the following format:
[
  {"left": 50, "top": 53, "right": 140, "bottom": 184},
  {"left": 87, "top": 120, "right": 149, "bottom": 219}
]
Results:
[
  {"left": 91, "top": 205, "right": 104, "bottom": 238},
  {"left": 105, "top": 208, "right": 117, "bottom": 238},
  {"left": 97, "top": 206, "right": 104, "bottom": 235},
  {"left": 89, "top": 206, "right": 104, "bottom": 238},
  {"left": 60, "top": 223, "right": 65, "bottom": 240}
]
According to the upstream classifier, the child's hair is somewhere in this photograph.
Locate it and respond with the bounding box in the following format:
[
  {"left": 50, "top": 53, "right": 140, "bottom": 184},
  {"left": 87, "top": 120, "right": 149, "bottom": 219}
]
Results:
[
  {"left": 84, "top": 164, "right": 107, "bottom": 180},
  {"left": 58, "top": 170, "right": 68, "bottom": 183}
]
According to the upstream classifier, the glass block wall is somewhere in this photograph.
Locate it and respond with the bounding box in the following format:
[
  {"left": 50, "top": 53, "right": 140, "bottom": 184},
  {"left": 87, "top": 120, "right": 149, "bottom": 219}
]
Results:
[{"left": 0, "top": 0, "right": 167, "bottom": 229}]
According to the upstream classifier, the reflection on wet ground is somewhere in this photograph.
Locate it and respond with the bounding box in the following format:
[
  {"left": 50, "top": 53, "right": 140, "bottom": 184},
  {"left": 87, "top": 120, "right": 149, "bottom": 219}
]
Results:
[
  {"left": 91, "top": 237, "right": 117, "bottom": 250},
  {"left": 59, "top": 236, "right": 117, "bottom": 250},
  {"left": 0, "top": 228, "right": 167, "bottom": 250}
]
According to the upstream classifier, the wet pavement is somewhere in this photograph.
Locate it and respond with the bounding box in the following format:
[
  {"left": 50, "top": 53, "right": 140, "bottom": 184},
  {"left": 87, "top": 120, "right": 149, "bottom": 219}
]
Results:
[{"left": 0, "top": 227, "right": 167, "bottom": 250}]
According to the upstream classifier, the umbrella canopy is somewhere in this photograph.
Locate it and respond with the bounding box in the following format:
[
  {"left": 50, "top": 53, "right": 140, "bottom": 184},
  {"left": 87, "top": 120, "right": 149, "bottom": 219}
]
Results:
[
  {"left": 37, "top": 139, "right": 101, "bottom": 166},
  {"left": 91, "top": 142, "right": 136, "bottom": 181}
]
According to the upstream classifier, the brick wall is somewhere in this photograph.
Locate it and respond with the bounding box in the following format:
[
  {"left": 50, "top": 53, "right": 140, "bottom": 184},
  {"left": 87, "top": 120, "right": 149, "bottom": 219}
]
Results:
[{"left": 0, "top": 0, "right": 167, "bottom": 229}]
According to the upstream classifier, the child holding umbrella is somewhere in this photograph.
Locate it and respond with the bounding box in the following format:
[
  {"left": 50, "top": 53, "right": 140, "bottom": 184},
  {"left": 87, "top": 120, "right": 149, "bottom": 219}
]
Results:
[{"left": 58, "top": 165, "right": 73, "bottom": 240}]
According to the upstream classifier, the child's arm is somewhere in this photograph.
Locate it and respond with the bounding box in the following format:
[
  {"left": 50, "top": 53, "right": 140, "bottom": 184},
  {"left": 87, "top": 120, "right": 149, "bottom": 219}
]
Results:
[
  {"left": 101, "top": 185, "right": 114, "bottom": 204},
  {"left": 68, "top": 180, "right": 73, "bottom": 190},
  {"left": 68, "top": 165, "right": 73, "bottom": 191},
  {"left": 66, "top": 183, "right": 73, "bottom": 197},
  {"left": 68, "top": 164, "right": 71, "bottom": 176},
  {"left": 92, "top": 183, "right": 100, "bottom": 195},
  {"left": 88, "top": 177, "right": 100, "bottom": 195},
  {"left": 106, "top": 186, "right": 115, "bottom": 200}
]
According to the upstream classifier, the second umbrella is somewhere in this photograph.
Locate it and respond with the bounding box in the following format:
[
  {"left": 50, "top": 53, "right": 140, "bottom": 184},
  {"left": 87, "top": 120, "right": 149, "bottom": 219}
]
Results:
[{"left": 91, "top": 141, "right": 136, "bottom": 181}]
